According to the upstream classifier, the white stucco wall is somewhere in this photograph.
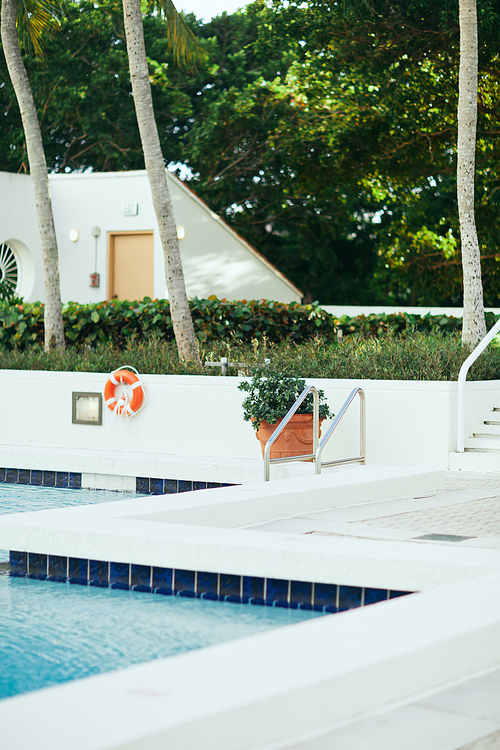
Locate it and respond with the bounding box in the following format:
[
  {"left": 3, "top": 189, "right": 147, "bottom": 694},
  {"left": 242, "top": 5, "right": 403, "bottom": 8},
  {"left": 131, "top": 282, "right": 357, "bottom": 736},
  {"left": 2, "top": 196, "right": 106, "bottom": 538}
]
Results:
[
  {"left": 0, "top": 172, "right": 43, "bottom": 301},
  {"left": 0, "top": 170, "right": 300, "bottom": 304},
  {"left": 323, "top": 305, "right": 500, "bottom": 317},
  {"left": 0, "top": 371, "right": 497, "bottom": 474}
]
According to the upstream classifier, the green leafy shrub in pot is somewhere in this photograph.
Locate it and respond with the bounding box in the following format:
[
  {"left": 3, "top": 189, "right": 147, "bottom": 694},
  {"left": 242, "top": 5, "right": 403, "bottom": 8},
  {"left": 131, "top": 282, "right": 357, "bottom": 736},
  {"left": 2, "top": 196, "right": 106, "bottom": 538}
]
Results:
[{"left": 238, "top": 366, "right": 333, "bottom": 431}]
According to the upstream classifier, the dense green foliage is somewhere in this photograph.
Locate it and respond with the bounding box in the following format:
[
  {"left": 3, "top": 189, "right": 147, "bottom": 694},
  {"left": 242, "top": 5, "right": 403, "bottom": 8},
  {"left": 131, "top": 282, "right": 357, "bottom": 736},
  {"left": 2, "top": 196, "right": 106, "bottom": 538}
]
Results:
[
  {"left": 238, "top": 366, "right": 332, "bottom": 430},
  {"left": 2, "top": 0, "right": 500, "bottom": 303},
  {"left": 2, "top": 331, "right": 500, "bottom": 382},
  {"left": 0, "top": 297, "right": 333, "bottom": 349},
  {"left": 3, "top": 297, "right": 500, "bottom": 351},
  {"left": 0, "top": 297, "right": 496, "bottom": 349}
]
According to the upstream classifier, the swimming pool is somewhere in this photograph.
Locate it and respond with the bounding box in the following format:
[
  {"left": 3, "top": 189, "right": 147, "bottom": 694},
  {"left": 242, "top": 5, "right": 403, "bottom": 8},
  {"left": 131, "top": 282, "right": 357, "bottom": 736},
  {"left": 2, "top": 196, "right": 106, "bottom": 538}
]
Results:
[
  {"left": 0, "top": 572, "right": 325, "bottom": 700},
  {"left": 0, "top": 483, "right": 147, "bottom": 562}
]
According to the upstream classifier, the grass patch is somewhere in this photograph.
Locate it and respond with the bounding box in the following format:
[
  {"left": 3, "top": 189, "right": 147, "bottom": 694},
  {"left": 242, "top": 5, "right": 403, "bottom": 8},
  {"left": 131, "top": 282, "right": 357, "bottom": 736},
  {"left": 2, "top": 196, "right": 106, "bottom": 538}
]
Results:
[{"left": 1, "top": 332, "right": 499, "bottom": 381}]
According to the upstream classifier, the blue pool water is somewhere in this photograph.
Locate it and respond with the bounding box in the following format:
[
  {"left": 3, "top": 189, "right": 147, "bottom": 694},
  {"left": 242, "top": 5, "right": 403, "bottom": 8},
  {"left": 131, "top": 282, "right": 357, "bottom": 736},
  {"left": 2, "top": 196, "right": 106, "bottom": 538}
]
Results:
[
  {"left": 0, "top": 483, "right": 146, "bottom": 562},
  {"left": 0, "top": 573, "right": 325, "bottom": 700},
  {"left": 0, "top": 482, "right": 146, "bottom": 515}
]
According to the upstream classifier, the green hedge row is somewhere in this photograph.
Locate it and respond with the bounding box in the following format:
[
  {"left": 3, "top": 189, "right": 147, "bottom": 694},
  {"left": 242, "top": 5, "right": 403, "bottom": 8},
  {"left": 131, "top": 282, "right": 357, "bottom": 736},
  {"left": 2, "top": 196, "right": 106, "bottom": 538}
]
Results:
[
  {"left": 1, "top": 297, "right": 498, "bottom": 350},
  {"left": 0, "top": 297, "right": 331, "bottom": 350},
  {"left": 334, "top": 310, "right": 499, "bottom": 337}
]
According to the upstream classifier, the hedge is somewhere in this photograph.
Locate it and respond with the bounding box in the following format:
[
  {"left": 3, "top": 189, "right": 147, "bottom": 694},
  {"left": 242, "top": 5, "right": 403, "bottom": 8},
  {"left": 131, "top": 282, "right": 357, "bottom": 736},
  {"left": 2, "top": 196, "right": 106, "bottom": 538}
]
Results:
[
  {"left": 2, "top": 332, "right": 500, "bottom": 381},
  {"left": 0, "top": 296, "right": 498, "bottom": 351},
  {"left": 0, "top": 297, "right": 331, "bottom": 350}
]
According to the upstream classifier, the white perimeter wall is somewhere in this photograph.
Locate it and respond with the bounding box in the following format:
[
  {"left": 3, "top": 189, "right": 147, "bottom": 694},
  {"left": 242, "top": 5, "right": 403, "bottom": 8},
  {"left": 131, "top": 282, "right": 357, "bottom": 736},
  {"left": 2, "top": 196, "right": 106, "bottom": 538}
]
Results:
[
  {"left": 0, "top": 370, "right": 498, "bottom": 471},
  {"left": 0, "top": 170, "right": 300, "bottom": 304},
  {"left": 323, "top": 305, "right": 500, "bottom": 317}
]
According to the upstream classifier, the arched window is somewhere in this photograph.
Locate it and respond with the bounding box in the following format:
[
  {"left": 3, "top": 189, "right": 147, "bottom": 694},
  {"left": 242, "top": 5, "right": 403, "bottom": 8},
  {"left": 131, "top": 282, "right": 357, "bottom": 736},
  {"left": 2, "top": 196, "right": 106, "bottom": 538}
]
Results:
[{"left": 0, "top": 242, "right": 19, "bottom": 300}]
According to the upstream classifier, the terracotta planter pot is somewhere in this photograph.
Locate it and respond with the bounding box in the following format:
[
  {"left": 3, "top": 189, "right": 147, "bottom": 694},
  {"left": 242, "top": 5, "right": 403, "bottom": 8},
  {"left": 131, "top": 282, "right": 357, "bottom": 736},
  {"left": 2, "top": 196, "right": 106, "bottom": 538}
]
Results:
[{"left": 255, "top": 414, "right": 324, "bottom": 460}]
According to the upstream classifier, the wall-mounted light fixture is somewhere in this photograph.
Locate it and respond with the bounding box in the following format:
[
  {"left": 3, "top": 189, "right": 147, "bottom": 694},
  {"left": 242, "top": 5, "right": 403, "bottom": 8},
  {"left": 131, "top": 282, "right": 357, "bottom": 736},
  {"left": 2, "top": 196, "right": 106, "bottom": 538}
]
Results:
[
  {"left": 177, "top": 225, "right": 185, "bottom": 240},
  {"left": 90, "top": 226, "right": 100, "bottom": 287},
  {"left": 69, "top": 229, "right": 79, "bottom": 242},
  {"left": 72, "top": 392, "right": 103, "bottom": 425},
  {"left": 123, "top": 203, "right": 138, "bottom": 216}
]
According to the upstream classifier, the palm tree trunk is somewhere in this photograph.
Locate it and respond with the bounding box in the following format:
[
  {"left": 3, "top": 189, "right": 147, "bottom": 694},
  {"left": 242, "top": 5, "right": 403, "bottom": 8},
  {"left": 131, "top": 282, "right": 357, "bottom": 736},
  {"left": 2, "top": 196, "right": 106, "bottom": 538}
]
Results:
[
  {"left": 122, "top": 0, "right": 199, "bottom": 362},
  {"left": 1, "top": 0, "right": 65, "bottom": 350},
  {"left": 458, "top": 0, "right": 486, "bottom": 345}
]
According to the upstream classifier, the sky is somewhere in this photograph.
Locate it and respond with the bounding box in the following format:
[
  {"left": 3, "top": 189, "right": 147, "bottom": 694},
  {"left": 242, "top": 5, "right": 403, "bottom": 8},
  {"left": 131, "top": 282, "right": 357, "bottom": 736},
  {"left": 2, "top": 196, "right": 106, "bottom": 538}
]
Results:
[{"left": 176, "top": 0, "right": 249, "bottom": 22}]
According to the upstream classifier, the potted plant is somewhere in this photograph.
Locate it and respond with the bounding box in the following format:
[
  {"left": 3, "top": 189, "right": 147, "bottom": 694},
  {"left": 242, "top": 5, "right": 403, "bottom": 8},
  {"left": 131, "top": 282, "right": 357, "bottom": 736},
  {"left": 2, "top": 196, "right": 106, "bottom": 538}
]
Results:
[{"left": 238, "top": 366, "right": 333, "bottom": 459}]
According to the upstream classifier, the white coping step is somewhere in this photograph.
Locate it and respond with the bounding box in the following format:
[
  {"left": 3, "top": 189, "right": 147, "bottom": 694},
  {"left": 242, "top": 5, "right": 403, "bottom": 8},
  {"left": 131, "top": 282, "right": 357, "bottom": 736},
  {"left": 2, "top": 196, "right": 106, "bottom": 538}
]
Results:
[
  {"left": 2, "top": 466, "right": 500, "bottom": 592},
  {"left": 0, "top": 445, "right": 336, "bottom": 484},
  {"left": 2, "top": 570, "right": 500, "bottom": 750},
  {"left": 449, "top": 451, "right": 500, "bottom": 472}
]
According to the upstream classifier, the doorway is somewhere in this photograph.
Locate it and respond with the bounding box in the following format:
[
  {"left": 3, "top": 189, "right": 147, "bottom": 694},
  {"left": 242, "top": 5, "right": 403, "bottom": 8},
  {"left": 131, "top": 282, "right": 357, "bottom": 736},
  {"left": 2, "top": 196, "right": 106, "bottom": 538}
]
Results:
[{"left": 108, "top": 232, "right": 154, "bottom": 300}]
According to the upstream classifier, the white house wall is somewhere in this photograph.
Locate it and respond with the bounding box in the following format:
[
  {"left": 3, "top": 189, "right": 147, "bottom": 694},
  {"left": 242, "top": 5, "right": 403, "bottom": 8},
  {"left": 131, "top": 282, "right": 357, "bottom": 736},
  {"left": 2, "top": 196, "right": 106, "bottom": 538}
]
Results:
[
  {"left": 0, "top": 169, "right": 300, "bottom": 304},
  {"left": 0, "top": 171, "right": 43, "bottom": 301}
]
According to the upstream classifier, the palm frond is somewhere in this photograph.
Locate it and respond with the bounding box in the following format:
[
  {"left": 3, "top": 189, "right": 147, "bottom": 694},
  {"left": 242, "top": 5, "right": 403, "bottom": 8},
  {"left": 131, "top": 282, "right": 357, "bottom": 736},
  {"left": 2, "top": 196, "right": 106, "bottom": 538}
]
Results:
[
  {"left": 16, "top": 0, "right": 61, "bottom": 57},
  {"left": 150, "top": 0, "right": 207, "bottom": 71}
]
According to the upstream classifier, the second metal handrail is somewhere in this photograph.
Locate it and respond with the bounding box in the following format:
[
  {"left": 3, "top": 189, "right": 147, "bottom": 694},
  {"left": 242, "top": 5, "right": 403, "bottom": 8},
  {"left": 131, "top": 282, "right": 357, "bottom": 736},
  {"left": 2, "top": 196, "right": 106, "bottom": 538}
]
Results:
[
  {"left": 315, "top": 387, "right": 366, "bottom": 472},
  {"left": 264, "top": 385, "right": 366, "bottom": 480}
]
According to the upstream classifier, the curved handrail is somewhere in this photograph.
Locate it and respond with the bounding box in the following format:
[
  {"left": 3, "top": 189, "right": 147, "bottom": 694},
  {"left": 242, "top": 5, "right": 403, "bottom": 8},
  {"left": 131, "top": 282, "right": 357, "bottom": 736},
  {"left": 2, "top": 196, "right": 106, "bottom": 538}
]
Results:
[
  {"left": 456, "top": 317, "right": 500, "bottom": 452},
  {"left": 263, "top": 385, "right": 366, "bottom": 480},
  {"left": 315, "top": 387, "right": 366, "bottom": 472},
  {"left": 263, "top": 385, "right": 319, "bottom": 481}
]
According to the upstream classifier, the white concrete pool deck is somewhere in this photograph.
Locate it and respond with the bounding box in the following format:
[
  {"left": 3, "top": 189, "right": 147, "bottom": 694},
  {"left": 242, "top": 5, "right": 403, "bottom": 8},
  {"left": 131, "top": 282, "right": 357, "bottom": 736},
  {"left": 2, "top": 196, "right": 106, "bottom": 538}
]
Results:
[{"left": 1, "top": 466, "right": 500, "bottom": 749}]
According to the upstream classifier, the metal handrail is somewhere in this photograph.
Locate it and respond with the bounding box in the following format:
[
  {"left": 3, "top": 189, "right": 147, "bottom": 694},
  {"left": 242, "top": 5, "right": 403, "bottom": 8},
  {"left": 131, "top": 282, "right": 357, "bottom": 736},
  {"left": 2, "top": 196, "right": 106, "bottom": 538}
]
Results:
[
  {"left": 264, "top": 385, "right": 319, "bottom": 481},
  {"left": 263, "top": 385, "right": 366, "bottom": 481},
  {"left": 315, "top": 387, "right": 366, "bottom": 472},
  {"left": 456, "top": 318, "right": 500, "bottom": 452}
]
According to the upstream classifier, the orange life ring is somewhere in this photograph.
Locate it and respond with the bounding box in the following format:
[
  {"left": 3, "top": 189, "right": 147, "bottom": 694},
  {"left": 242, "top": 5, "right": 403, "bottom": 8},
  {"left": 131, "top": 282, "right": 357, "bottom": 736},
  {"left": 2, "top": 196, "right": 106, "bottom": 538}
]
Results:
[{"left": 104, "top": 369, "right": 144, "bottom": 417}]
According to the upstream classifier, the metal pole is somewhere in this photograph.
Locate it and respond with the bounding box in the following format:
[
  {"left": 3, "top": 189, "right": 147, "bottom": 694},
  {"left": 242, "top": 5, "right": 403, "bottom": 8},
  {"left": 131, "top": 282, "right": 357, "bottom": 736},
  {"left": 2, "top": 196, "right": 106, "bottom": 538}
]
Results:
[{"left": 359, "top": 389, "right": 366, "bottom": 463}]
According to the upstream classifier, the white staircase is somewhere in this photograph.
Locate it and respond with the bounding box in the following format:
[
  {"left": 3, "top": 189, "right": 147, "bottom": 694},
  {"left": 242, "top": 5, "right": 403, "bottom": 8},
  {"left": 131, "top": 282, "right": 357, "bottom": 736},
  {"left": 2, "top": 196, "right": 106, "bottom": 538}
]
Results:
[
  {"left": 466, "top": 406, "right": 500, "bottom": 451},
  {"left": 449, "top": 404, "right": 500, "bottom": 471}
]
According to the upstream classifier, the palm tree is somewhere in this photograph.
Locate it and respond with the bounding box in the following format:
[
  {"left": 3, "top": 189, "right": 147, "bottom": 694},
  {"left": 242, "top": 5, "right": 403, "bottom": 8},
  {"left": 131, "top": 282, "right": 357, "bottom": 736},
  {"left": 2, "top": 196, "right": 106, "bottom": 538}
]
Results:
[
  {"left": 458, "top": 0, "right": 486, "bottom": 344},
  {"left": 122, "top": 0, "right": 202, "bottom": 362},
  {"left": 1, "top": 0, "right": 65, "bottom": 350}
]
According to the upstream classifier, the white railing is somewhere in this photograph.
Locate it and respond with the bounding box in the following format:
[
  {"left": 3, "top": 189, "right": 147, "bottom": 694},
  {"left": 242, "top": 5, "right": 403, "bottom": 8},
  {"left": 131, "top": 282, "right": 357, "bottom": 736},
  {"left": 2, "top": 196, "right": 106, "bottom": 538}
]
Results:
[{"left": 456, "top": 318, "right": 500, "bottom": 452}]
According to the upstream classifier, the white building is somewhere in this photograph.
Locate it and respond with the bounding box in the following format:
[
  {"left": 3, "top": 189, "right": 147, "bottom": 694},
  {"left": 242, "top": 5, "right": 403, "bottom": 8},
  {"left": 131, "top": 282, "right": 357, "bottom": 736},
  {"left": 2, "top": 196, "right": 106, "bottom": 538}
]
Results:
[{"left": 0, "top": 169, "right": 301, "bottom": 304}]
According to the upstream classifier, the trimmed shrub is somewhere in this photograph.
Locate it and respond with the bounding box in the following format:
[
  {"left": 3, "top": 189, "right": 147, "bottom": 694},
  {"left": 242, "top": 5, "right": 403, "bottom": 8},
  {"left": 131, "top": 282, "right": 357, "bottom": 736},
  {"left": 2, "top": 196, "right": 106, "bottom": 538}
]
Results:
[
  {"left": 1, "top": 331, "right": 500, "bottom": 381},
  {"left": 0, "top": 297, "right": 332, "bottom": 350}
]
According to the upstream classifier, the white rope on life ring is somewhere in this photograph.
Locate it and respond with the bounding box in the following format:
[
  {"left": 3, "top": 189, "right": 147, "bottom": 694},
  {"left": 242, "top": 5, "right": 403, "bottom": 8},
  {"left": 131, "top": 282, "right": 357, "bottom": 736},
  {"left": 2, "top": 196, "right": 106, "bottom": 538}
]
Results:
[{"left": 104, "top": 366, "right": 146, "bottom": 417}]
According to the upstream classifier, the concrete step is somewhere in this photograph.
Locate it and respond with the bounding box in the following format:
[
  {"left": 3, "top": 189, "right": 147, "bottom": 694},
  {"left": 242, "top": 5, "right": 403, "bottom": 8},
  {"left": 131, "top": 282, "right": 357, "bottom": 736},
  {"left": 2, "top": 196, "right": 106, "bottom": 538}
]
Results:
[
  {"left": 449, "top": 450, "right": 500, "bottom": 471},
  {"left": 475, "top": 422, "right": 500, "bottom": 433},
  {"left": 464, "top": 436, "right": 500, "bottom": 450},
  {"left": 465, "top": 448, "right": 500, "bottom": 453}
]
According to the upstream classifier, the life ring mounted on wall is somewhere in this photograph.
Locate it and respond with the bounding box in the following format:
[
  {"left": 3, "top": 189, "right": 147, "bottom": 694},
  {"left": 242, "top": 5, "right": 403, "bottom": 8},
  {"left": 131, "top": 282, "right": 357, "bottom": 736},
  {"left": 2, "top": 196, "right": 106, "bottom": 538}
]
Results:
[{"left": 104, "top": 366, "right": 146, "bottom": 417}]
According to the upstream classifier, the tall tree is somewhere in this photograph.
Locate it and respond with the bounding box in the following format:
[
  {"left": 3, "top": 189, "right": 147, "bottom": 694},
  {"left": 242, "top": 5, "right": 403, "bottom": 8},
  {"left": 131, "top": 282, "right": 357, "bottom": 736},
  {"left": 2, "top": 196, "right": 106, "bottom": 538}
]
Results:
[
  {"left": 458, "top": 0, "right": 486, "bottom": 343},
  {"left": 122, "top": 0, "right": 200, "bottom": 362},
  {"left": 1, "top": 0, "right": 65, "bottom": 349}
]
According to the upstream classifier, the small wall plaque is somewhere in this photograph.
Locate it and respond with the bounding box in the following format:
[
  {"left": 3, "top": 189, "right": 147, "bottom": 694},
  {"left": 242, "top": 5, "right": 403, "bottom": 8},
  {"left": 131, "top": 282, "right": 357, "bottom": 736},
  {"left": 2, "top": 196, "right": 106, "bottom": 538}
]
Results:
[
  {"left": 123, "top": 203, "right": 138, "bottom": 216},
  {"left": 72, "top": 392, "right": 103, "bottom": 425}
]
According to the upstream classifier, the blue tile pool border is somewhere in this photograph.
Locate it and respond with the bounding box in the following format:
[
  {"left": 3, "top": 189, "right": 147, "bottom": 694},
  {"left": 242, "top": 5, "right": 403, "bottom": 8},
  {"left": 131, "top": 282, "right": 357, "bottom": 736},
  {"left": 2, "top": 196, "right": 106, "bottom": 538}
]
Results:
[
  {"left": 0, "top": 467, "right": 235, "bottom": 494},
  {"left": 7, "top": 550, "right": 413, "bottom": 612}
]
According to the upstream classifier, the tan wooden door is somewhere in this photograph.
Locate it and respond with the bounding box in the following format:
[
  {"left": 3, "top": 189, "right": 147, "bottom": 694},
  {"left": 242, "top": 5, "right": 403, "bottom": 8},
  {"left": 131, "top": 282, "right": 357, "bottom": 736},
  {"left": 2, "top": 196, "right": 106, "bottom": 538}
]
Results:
[{"left": 108, "top": 232, "right": 154, "bottom": 300}]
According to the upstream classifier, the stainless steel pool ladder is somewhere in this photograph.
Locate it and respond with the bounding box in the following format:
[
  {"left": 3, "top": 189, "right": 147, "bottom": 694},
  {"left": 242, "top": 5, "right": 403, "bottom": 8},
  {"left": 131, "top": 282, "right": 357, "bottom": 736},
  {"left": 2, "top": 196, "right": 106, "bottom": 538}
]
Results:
[{"left": 263, "top": 386, "right": 366, "bottom": 481}]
